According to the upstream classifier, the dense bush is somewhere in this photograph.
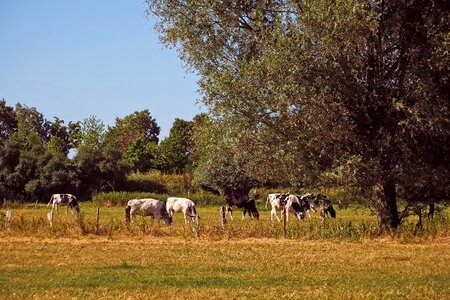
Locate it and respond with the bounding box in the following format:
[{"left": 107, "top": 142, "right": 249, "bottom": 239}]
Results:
[{"left": 125, "top": 172, "right": 194, "bottom": 195}]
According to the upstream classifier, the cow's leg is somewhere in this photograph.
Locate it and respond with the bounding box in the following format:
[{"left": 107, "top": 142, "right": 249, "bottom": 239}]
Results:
[
  {"left": 183, "top": 210, "right": 189, "bottom": 224},
  {"left": 226, "top": 204, "right": 233, "bottom": 220},
  {"left": 271, "top": 207, "right": 280, "bottom": 222},
  {"left": 130, "top": 208, "right": 138, "bottom": 221}
]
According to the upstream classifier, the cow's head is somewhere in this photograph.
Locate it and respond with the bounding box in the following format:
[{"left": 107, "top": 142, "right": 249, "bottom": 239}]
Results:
[{"left": 164, "top": 215, "right": 173, "bottom": 225}]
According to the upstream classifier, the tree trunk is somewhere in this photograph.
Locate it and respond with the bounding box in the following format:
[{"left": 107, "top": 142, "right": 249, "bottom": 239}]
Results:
[{"left": 376, "top": 181, "right": 400, "bottom": 232}]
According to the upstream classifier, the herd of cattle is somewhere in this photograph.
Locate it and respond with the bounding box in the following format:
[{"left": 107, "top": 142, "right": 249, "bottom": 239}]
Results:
[
  {"left": 265, "top": 193, "right": 336, "bottom": 222},
  {"left": 45, "top": 192, "right": 336, "bottom": 225}
]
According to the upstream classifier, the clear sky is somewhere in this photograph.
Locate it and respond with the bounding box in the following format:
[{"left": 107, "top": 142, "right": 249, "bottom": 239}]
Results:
[{"left": 0, "top": 0, "right": 202, "bottom": 138}]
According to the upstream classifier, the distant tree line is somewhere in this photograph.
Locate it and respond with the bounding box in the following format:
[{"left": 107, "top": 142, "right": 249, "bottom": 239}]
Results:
[{"left": 0, "top": 99, "right": 203, "bottom": 201}]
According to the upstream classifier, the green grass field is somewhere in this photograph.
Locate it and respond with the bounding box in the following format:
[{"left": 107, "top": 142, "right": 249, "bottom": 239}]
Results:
[{"left": 0, "top": 203, "right": 449, "bottom": 299}]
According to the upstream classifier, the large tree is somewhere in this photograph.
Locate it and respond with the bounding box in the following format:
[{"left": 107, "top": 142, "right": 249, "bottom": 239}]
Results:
[
  {"left": 104, "top": 109, "right": 160, "bottom": 152},
  {"left": 0, "top": 99, "right": 17, "bottom": 145},
  {"left": 78, "top": 115, "right": 106, "bottom": 152},
  {"left": 104, "top": 109, "right": 160, "bottom": 170},
  {"left": 148, "top": 0, "right": 449, "bottom": 230},
  {"left": 191, "top": 116, "right": 258, "bottom": 196},
  {"left": 156, "top": 118, "right": 194, "bottom": 173}
]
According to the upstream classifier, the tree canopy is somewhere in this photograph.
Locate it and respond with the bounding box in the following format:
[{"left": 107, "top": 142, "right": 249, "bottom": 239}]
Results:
[{"left": 148, "top": 0, "right": 450, "bottom": 229}]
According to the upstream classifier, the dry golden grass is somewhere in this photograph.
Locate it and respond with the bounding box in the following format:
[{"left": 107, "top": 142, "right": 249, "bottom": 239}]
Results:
[
  {"left": 0, "top": 203, "right": 449, "bottom": 299},
  {"left": 1, "top": 236, "right": 449, "bottom": 299}
]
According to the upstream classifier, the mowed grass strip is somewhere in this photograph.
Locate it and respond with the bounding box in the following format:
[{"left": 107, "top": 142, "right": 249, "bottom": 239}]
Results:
[{"left": 1, "top": 237, "right": 449, "bottom": 299}]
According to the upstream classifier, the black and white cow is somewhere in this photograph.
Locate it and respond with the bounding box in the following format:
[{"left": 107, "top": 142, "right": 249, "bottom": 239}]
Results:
[
  {"left": 316, "top": 194, "right": 336, "bottom": 218},
  {"left": 225, "top": 192, "right": 259, "bottom": 220},
  {"left": 297, "top": 193, "right": 319, "bottom": 219},
  {"left": 125, "top": 199, "right": 173, "bottom": 225},
  {"left": 48, "top": 194, "right": 80, "bottom": 214},
  {"left": 284, "top": 194, "right": 304, "bottom": 221},
  {"left": 265, "top": 193, "right": 289, "bottom": 222}
]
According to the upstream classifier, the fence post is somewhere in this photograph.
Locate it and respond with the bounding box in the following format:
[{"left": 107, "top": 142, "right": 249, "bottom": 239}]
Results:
[
  {"left": 4, "top": 210, "right": 12, "bottom": 228},
  {"left": 220, "top": 206, "right": 227, "bottom": 229},
  {"left": 95, "top": 207, "right": 100, "bottom": 235},
  {"left": 47, "top": 210, "right": 54, "bottom": 227}
]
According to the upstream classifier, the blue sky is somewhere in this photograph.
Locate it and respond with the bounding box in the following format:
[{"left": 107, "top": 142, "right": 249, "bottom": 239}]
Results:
[{"left": 0, "top": 0, "right": 202, "bottom": 138}]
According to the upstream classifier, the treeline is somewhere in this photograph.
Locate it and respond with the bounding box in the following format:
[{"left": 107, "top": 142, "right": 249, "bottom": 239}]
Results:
[{"left": 0, "top": 100, "right": 206, "bottom": 201}]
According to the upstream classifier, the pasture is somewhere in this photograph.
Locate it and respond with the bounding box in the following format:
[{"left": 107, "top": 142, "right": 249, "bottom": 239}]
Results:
[{"left": 0, "top": 203, "right": 449, "bottom": 299}]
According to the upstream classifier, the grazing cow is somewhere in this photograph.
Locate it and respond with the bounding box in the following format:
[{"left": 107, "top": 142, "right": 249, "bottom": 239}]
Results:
[
  {"left": 284, "top": 194, "right": 304, "bottom": 221},
  {"left": 225, "top": 192, "right": 259, "bottom": 220},
  {"left": 166, "top": 197, "right": 199, "bottom": 224},
  {"left": 316, "top": 194, "right": 336, "bottom": 218},
  {"left": 48, "top": 194, "right": 80, "bottom": 214},
  {"left": 298, "top": 193, "right": 319, "bottom": 219},
  {"left": 125, "top": 199, "right": 172, "bottom": 225},
  {"left": 266, "top": 193, "right": 289, "bottom": 222}
]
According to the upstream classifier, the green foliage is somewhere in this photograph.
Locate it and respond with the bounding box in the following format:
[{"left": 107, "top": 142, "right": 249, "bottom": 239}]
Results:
[
  {"left": 148, "top": 0, "right": 450, "bottom": 229},
  {"left": 125, "top": 138, "right": 156, "bottom": 172},
  {"left": 47, "top": 136, "right": 68, "bottom": 155},
  {"left": 75, "top": 148, "right": 129, "bottom": 199},
  {"left": 192, "top": 116, "right": 258, "bottom": 195},
  {"left": 0, "top": 99, "right": 17, "bottom": 145},
  {"left": 14, "top": 103, "right": 49, "bottom": 143},
  {"left": 104, "top": 109, "right": 160, "bottom": 152},
  {"left": 78, "top": 115, "right": 105, "bottom": 151},
  {"left": 126, "top": 171, "right": 167, "bottom": 193},
  {"left": 156, "top": 118, "right": 193, "bottom": 173}
]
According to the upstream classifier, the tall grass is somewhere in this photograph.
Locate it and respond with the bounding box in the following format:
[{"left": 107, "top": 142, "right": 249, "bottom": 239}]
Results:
[{"left": 1, "top": 203, "right": 448, "bottom": 241}]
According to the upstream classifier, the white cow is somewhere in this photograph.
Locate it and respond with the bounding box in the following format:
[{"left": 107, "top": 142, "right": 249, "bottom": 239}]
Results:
[
  {"left": 265, "top": 193, "right": 288, "bottom": 222},
  {"left": 166, "top": 197, "right": 199, "bottom": 224},
  {"left": 48, "top": 194, "right": 80, "bottom": 213},
  {"left": 125, "top": 199, "right": 172, "bottom": 225}
]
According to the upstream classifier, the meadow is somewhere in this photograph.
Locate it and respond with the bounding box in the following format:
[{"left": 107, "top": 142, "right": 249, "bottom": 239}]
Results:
[{"left": 0, "top": 203, "right": 449, "bottom": 299}]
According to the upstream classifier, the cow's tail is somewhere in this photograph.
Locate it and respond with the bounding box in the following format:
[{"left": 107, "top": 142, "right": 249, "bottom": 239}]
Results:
[
  {"left": 190, "top": 205, "right": 199, "bottom": 223},
  {"left": 48, "top": 195, "right": 54, "bottom": 206},
  {"left": 190, "top": 205, "right": 197, "bottom": 217},
  {"left": 329, "top": 204, "right": 336, "bottom": 218},
  {"left": 265, "top": 196, "right": 269, "bottom": 208},
  {"left": 247, "top": 199, "right": 259, "bottom": 220},
  {"left": 125, "top": 204, "right": 131, "bottom": 224}
]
